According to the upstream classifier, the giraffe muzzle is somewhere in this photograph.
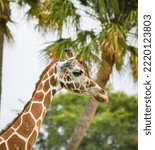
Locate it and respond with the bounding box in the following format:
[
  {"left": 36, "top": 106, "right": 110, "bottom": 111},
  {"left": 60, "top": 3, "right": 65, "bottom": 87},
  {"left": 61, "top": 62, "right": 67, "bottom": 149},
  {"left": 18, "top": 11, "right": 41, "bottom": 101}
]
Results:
[{"left": 94, "top": 89, "right": 109, "bottom": 103}]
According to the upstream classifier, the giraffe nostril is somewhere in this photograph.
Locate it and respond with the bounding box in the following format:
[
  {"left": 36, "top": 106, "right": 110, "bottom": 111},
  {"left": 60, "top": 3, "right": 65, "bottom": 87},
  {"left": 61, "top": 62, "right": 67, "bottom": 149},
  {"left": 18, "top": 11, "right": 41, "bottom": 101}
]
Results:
[{"left": 100, "top": 89, "right": 105, "bottom": 94}]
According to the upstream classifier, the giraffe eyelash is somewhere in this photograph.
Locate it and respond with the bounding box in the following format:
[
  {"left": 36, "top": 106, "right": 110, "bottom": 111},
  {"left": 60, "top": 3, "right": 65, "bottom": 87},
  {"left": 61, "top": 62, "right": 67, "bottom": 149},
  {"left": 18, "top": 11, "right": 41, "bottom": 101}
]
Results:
[{"left": 72, "top": 70, "right": 83, "bottom": 77}]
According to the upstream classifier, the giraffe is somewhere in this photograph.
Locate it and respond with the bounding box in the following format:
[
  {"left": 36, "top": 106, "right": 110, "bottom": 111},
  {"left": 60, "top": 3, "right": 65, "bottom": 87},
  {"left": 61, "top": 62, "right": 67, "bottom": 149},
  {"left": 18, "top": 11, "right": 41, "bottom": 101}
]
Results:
[{"left": 0, "top": 48, "right": 108, "bottom": 150}]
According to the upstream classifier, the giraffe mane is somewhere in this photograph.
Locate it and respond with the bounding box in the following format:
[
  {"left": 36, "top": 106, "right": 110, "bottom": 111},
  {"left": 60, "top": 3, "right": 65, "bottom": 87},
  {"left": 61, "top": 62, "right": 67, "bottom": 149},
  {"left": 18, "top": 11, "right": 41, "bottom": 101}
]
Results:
[{"left": 0, "top": 60, "right": 58, "bottom": 135}]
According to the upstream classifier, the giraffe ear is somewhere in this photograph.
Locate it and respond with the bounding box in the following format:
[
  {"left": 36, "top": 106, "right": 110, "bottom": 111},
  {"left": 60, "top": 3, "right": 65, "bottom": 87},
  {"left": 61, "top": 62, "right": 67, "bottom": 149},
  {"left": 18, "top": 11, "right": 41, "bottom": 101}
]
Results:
[
  {"left": 64, "top": 48, "right": 75, "bottom": 58},
  {"left": 57, "top": 57, "right": 75, "bottom": 69}
]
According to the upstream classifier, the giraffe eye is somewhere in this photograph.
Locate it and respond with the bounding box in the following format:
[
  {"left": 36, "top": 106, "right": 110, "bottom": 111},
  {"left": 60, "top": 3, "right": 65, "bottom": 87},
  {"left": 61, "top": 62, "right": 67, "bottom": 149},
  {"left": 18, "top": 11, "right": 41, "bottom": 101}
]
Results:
[{"left": 72, "top": 69, "right": 83, "bottom": 77}]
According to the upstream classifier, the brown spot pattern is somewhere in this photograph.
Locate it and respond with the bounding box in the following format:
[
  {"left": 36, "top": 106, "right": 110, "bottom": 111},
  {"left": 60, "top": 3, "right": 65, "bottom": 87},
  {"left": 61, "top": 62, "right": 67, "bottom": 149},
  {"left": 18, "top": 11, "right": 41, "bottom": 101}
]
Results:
[
  {"left": 43, "top": 80, "right": 50, "bottom": 93},
  {"left": 42, "top": 110, "right": 46, "bottom": 119},
  {"left": 42, "top": 74, "right": 48, "bottom": 80},
  {"left": 52, "top": 90, "right": 56, "bottom": 96},
  {"left": 67, "top": 76, "right": 71, "bottom": 81},
  {"left": 70, "top": 83, "right": 75, "bottom": 88},
  {"left": 27, "top": 131, "right": 37, "bottom": 150},
  {"left": 33, "top": 92, "right": 44, "bottom": 102},
  {"left": 54, "top": 67, "right": 57, "bottom": 74},
  {"left": 37, "top": 120, "right": 42, "bottom": 128},
  {"left": 2, "top": 128, "right": 14, "bottom": 140},
  {"left": 31, "top": 103, "right": 43, "bottom": 120},
  {"left": 73, "top": 90, "right": 80, "bottom": 93},
  {"left": 67, "top": 83, "right": 74, "bottom": 89},
  {"left": 64, "top": 77, "right": 67, "bottom": 82},
  {"left": 90, "top": 80, "right": 96, "bottom": 87},
  {"left": 50, "top": 76, "right": 57, "bottom": 86},
  {"left": 12, "top": 117, "right": 22, "bottom": 129},
  {"left": 80, "top": 86, "right": 85, "bottom": 91},
  {"left": 75, "top": 83, "right": 79, "bottom": 88},
  {"left": 8, "top": 134, "right": 25, "bottom": 150},
  {"left": 17, "top": 114, "right": 35, "bottom": 138},
  {"left": 37, "top": 83, "right": 43, "bottom": 91},
  {"left": 0, "top": 143, "right": 7, "bottom": 150},
  {"left": 44, "top": 92, "right": 51, "bottom": 108},
  {"left": 24, "top": 103, "right": 31, "bottom": 113},
  {"left": 48, "top": 68, "right": 54, "bottom": 75}
]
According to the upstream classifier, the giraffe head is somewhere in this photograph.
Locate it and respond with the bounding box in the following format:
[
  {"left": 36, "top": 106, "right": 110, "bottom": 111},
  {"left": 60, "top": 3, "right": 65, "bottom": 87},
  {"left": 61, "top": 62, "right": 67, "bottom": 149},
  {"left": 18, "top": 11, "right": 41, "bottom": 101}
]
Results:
[{"left": 54, "top": 48, "right": 108, "bottom": 103}]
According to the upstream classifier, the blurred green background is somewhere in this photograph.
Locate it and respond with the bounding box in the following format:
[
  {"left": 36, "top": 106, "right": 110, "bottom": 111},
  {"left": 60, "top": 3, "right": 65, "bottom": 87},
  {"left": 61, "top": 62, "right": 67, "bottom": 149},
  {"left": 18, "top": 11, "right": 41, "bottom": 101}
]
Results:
[{"left": 36, "top": 89, "right": 138, "bottom": 150}]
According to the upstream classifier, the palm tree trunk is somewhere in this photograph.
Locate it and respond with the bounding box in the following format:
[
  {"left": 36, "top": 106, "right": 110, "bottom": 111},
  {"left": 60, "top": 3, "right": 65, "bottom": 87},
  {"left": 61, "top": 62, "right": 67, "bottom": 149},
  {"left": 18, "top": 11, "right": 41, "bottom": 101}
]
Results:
[
  {"left": 0, "top": 0, "right": 10, "bottom": 114},
  {"left": 66, "top": 57, "right": 114, "bottom": 150},
  {"left": 0, "top": 26, "right": 4, "bottom": 114}
]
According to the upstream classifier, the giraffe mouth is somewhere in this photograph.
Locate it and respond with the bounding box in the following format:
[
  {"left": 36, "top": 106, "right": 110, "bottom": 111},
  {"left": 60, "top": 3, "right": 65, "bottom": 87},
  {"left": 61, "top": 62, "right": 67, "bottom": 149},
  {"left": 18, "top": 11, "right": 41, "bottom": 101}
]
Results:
[
  {"left": 94, "top": 95, "right": 108, "bottom": 103},
  {"left": 94, "top": 89, "right": 109, "bottom": 103}
]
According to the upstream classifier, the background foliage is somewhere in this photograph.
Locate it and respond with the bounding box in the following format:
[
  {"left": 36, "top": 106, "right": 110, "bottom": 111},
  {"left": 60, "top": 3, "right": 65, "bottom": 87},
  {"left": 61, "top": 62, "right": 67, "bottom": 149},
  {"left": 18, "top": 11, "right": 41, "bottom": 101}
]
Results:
[
  {"left": 36, "top": 90, "right": 138, "bottom": 150},
  {"left": 18, "top": 0, "right": 138, "bottom": 81}
]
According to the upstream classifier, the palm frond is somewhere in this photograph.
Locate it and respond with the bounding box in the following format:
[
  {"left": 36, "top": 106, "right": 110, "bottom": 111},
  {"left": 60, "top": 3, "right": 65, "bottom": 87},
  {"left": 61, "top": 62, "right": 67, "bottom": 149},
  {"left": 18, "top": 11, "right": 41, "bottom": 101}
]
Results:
[
  {"left": 100, "top": 23, "right": 127, "bottom": 58},
  {"left": 3, "top": 24, "right": 14, "bottom": 42},
  {"left": 128, "top": 46, "right": 138, "bottom": 81},
  {"left": 124, "top": 9, "right": 138, "bottom": 31},
  {"left": 42, "top": 30, "right": 101, "bottom": 64},
  {"left": 20, "top": 0, "right": 138, "bottom": 80},
  {"left": 0, "top": 0, "right": 13, "bottom": 42},
  {"left": 42, "top": 37, "right": 74, "bottom": 60},
  {"left": 91, "top": 0, "right": 108, "bottom": 22},
  {"left": 24, "top": 0, "right": 80, "bottom": 35}
]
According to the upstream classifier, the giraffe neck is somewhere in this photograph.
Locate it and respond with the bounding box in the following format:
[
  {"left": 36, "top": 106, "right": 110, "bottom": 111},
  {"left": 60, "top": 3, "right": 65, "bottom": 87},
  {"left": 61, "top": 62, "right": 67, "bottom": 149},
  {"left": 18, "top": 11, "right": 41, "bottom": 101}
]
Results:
[{"left": 0, "top": 62, "right": 60, "bottom": 150}]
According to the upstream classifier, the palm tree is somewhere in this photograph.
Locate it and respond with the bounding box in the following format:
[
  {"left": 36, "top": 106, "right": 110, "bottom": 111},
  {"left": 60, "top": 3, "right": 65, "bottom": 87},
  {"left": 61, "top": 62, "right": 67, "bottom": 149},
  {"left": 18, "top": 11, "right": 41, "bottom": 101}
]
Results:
[
  {"left": 0, "top": 0, "right": 12, "bottom": 113},
  {"left": 21, "top": 0, "right": 138, "bottom": 149}
]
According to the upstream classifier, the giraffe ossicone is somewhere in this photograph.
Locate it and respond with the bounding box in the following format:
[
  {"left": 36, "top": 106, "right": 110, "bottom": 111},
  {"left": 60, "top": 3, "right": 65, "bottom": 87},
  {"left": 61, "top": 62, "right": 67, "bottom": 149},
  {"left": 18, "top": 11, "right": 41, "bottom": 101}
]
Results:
[{"left": 0, "top": 48, "right": 108, "bottom": 150}]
